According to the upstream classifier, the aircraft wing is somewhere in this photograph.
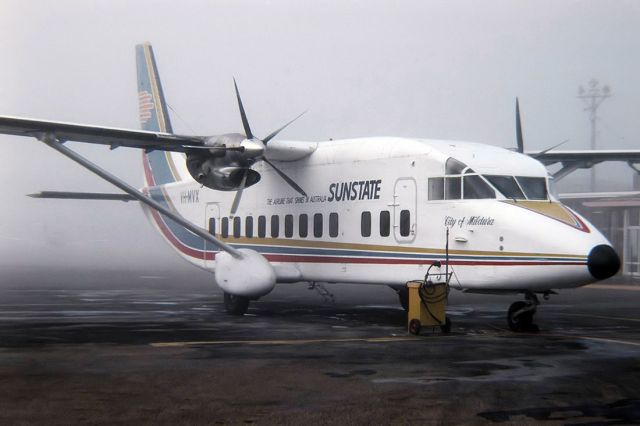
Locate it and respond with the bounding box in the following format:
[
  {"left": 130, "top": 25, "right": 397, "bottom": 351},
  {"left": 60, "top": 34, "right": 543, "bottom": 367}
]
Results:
[
  {"left": 529, "top": 150, "right": 640, "bottom": 166},
  {"left": 0, "top": 115, "right": 206, "bottom": 152},
  {"left": 527, "top": 149, "right": 640, "bottom": 180}
]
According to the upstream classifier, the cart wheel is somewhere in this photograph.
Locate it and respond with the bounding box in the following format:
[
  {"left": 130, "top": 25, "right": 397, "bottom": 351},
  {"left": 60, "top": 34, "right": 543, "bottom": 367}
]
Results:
[
  {"left": 409, "top": 319, "right": 421, "bottom": 335},
  {"left": 440, "top": 317, "right": 452, "bottom": 334}
]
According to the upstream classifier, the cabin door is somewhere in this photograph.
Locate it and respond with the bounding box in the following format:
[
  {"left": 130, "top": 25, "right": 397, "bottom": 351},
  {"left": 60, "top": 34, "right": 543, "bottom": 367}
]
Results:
[
  {"left": 393, "top": 178, "right": 417, "bottom": 243},
  {"left": 204, "top": 203, "right": 221, "bottom": 269}
]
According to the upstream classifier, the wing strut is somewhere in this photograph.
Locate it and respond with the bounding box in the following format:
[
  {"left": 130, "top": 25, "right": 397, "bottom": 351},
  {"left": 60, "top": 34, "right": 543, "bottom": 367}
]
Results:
[{"left": 37, "top": 133, "right": 242, "bottom": 259}]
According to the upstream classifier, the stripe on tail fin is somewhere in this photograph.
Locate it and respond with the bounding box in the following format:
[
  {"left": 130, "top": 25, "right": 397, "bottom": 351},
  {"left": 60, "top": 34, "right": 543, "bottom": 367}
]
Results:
[
  {"left": 136, "top": 43, "right": 173, "bottom": 133},
  {"left": 136, "top": 43, "right": 179, "bottom": 186}
]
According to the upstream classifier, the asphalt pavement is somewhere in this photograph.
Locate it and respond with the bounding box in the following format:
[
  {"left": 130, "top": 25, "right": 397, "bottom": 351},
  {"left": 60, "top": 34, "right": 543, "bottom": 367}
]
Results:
[{"left": 0, "top": 270, "right": 638, "bottom": 424}]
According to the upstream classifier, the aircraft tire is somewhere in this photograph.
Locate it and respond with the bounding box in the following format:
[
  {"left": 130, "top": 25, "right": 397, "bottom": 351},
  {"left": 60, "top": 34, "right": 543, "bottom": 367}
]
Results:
[
  {"left": 223, "top": 292, "right": 250, "bottom": 315},
  {"left": 440, "top": 317, "right": 452, "bottom": 334},
  {"left": 409, "top": 319, "right": 421, "bottom": 335},
  {"left": 507, "top": 301, "right": 534, "bottom": 332},
  {"left": 397, "top": 287, "right": 409, "bottom": 311}
]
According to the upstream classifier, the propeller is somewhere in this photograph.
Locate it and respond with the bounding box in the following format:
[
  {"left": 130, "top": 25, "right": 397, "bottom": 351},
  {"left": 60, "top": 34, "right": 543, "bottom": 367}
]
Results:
[
  {"left": 230, "top": 170, "right": 247, "bottom": 215},
  {"left": 515, "top": 97, "right": 524, "bottom": 153},
  {"left": 229, "top": 79, "right": 307, "bottom": 215}
]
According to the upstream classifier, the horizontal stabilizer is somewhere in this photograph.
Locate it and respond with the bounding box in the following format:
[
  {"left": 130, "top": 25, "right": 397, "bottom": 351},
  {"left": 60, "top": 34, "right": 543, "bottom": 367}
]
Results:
[{"left": 27, "top": 191, "right": 136, "bottom": 202}]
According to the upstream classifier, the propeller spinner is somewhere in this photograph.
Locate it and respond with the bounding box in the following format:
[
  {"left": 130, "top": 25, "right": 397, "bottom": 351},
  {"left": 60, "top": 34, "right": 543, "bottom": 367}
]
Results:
[{"left": 230, "top": 79, "right": 307, "bottom": 214}]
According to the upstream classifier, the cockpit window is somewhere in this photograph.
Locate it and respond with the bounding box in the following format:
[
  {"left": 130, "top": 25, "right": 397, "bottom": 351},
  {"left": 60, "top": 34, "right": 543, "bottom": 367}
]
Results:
[
  {"left": 515, "top": 177, "right": 547, "bottom": 200},
  {"left": 428, "top": 158, "right": 495, "bottom": 200},
  {"left": 464, "top": 175, "right": 496, "bottom": 199},
  {"left": 485, "top": 175, "right": 525, "bottom": 200},
  {"left": 445, "top": 158, "right": 466, "bottom": 175},
  {"left": 429, "top": 158, "right": 548, "bottom": 202}
]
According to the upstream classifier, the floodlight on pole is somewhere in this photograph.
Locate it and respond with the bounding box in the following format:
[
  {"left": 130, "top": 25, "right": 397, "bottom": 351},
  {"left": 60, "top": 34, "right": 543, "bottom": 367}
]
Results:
[{"left": 577, "top": 79, "right": 611, "bottom": 192}]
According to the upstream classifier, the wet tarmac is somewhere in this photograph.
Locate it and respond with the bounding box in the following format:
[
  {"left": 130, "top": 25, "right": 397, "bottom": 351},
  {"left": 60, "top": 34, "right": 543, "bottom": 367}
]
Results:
[{"left": 0, "top": 271, "right": 639, "bottom": 424}]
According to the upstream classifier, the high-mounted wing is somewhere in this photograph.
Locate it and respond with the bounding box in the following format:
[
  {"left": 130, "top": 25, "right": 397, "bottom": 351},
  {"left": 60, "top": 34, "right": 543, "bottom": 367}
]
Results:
[
  {"left": 528, "top": 150, "right": 640, "bottom": 180},
  {"left": 0, "top": 115, "right": 206, "bottom": 152},
  {"left": 514, "top": 99, "right": 640, "bottom": 180}
]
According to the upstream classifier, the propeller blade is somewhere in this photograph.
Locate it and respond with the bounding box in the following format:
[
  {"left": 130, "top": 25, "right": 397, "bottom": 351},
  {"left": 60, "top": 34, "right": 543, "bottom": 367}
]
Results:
[
  {"left": 263, "top": 158, "right": 307, "bottom": 197},
  {"left": 262, "top": 110, "right": 307, "bottom": 145},
  {"left": 233, "top": 78, "right": 253, "bottom": 140},
  {"left": 230, "top": 170, "right": 248, "bottom": 216},
  {"left": 515, "top": 97, "right": 524, "bottom": 153}
]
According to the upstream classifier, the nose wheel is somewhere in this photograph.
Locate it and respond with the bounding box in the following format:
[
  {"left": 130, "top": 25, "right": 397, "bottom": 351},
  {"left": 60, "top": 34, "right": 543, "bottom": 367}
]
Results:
[
  {"left": 223, "top": 292, "right": 250, "bottom": 315},
  {"left": 507, "top": 292, "right": 540, "bottom": 332}
]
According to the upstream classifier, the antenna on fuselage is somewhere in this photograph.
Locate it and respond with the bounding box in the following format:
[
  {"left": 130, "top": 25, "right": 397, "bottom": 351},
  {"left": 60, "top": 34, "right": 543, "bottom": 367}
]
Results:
[{"left": 445, "top": 227, "right": 450, "bottom": 286}]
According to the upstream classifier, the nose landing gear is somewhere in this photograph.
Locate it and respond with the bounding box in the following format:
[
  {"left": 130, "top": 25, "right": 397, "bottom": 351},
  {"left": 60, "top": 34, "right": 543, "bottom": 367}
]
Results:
[{"left": 507, "top": 291, "right": 545, "bottom": 332}]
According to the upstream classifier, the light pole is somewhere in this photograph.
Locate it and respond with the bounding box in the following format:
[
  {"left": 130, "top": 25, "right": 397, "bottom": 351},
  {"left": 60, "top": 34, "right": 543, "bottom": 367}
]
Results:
[{"left": 578, "top": 79, "right": 611, "bottom": 192}]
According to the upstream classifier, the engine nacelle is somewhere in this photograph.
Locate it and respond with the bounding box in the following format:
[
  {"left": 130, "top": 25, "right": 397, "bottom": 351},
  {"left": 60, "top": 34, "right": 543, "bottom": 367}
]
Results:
[
  {"left": 214, "top": 249, "right": 276, "bottom": 298},
  {"left": 186, "top": 155, "right": 260, "bottom": 191}
]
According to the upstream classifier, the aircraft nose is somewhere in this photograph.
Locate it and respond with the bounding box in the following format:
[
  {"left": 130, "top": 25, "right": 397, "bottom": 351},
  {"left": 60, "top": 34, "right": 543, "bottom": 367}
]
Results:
[{"left": 587, "top": 244, "right": 620, "bottom": 280}]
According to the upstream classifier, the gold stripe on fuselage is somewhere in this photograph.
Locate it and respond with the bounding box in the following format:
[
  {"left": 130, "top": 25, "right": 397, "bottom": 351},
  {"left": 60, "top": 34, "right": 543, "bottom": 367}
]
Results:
[{"left": 211, "top": 235, "right": 586, "bottom": 260}]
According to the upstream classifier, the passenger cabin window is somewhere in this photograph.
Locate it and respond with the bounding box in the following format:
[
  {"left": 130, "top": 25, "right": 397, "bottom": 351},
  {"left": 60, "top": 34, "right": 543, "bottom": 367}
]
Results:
[
  {"left": 245, "top": 216, "right": 253, "bottom": 238},
  {"left": 361, "top": 211, "right": 371, "bottom": 237},
  {"left": 313, "top": 213, "right": 323, "bottom": 238},
  {"left": 271, "top": 215, "right": 279, "bottom": 238},
  {"left": 400, "top": 210, "right": 411, "bottom": 237},
  {"left": 208, "top": 218, "right": 216, "bottom": 236},
  {"left": 221, "top": 217, "right": 229, "bottom": 238},
  {"left": 233, "top": 216, "right": 241, "bottom": 238},
  {"left": 329, "top": 213, "right": 339, "bottom": 238},
  {"left": 258, "top": 216, "right": 266, "bottom": 238},
  {"left": 285, "top": 214, "right": 294, "bottom": 238},
  {"left": 380, "top": 210, "right": 390, "bottom": 237},
  {"left": 299, "top": 214, "right": 308, "bottom": 238}
]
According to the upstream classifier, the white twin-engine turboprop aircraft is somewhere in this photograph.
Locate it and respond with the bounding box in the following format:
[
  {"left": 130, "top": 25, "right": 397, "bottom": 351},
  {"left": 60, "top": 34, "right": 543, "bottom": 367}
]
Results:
[{"left": 0, "top": 43, "right": 624, "bottom": 332}]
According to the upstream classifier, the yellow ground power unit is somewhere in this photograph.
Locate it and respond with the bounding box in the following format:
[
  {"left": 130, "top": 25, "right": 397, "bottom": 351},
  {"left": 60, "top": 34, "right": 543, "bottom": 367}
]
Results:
[
  {"left": 407, "top": 261, "right": 451, "bottom": 335},
  {"left": 406, "top": 282, "right": 450, "bottom": 335}
]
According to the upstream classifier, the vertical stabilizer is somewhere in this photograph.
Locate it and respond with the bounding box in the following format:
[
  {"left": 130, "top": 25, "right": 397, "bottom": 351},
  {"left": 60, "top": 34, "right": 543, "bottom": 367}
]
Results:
[
  {"left": 136, "top": 43, "right": 173, "bottom": 133},
  {"left": 136, "top": 43, "right": 180, "bottom": 186}
]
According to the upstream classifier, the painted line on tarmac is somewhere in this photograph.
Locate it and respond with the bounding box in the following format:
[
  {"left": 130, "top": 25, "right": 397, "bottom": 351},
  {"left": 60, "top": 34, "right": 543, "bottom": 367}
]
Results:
[
  {"left": 585, "top": 284, "right": 640, "bottom": 291},
  {"left": 483, "top": 324, "right": 640, "bottom": 348},
  {"left": 150, "top": 336, "right": 429, "bottom": 347},
  {"left": 559, "top": 313, "right": 640, "bottom": 323},
  {"left": 570, "top": 335, "right": 640, "bottom": 348}
]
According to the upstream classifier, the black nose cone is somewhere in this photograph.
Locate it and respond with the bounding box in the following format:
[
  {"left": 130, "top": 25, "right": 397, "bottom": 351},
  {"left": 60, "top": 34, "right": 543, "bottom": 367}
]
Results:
[{"left": 588, "top": 245, "right": 620, "bottom": 280}]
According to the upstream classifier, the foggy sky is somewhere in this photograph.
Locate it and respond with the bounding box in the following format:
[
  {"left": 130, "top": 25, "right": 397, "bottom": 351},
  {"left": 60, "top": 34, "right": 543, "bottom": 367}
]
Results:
[{"left": 0, "top": 0, "right": 638, "bottom": 274}]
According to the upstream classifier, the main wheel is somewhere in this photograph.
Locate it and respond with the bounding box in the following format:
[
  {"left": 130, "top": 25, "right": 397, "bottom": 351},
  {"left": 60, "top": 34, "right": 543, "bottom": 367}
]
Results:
[
  {"left": 409, "top": 319, "right": 421, "bottom": 335},
  {"left": 224, "top": 292, "right": 250, "bottom": 315},
  {"left": 440, "top": 317, "right": 452, "bottom": 334},
  {"left": 397, "top": 286, "right": 409, "bottom": 311},
  {"left": 507, "top": 301, "right": 533, "bottom": 332}
]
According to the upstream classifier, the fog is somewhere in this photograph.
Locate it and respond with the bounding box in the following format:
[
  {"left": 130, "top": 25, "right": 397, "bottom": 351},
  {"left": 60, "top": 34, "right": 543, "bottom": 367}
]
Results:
[{"left": 0, "top": 0, "right": 638, "bottom": 276}]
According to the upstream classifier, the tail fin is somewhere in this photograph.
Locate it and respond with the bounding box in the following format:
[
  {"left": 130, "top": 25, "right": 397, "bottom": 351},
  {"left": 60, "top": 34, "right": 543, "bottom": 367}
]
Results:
[
  {"left": 136, "top": 43, "right": 179, "bottom": 187},
  {"left": 135, "top": 43, "right": 173, "bottom": 133}
]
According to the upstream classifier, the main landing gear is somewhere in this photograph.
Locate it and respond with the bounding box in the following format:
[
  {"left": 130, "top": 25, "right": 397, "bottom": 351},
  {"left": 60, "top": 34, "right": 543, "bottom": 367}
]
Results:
[
  {"left": 507, "top": 291, "right": 552, "bottom": 332},
  {"left": 223, "top": 292, "right": 250, "bottom": 315}
]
